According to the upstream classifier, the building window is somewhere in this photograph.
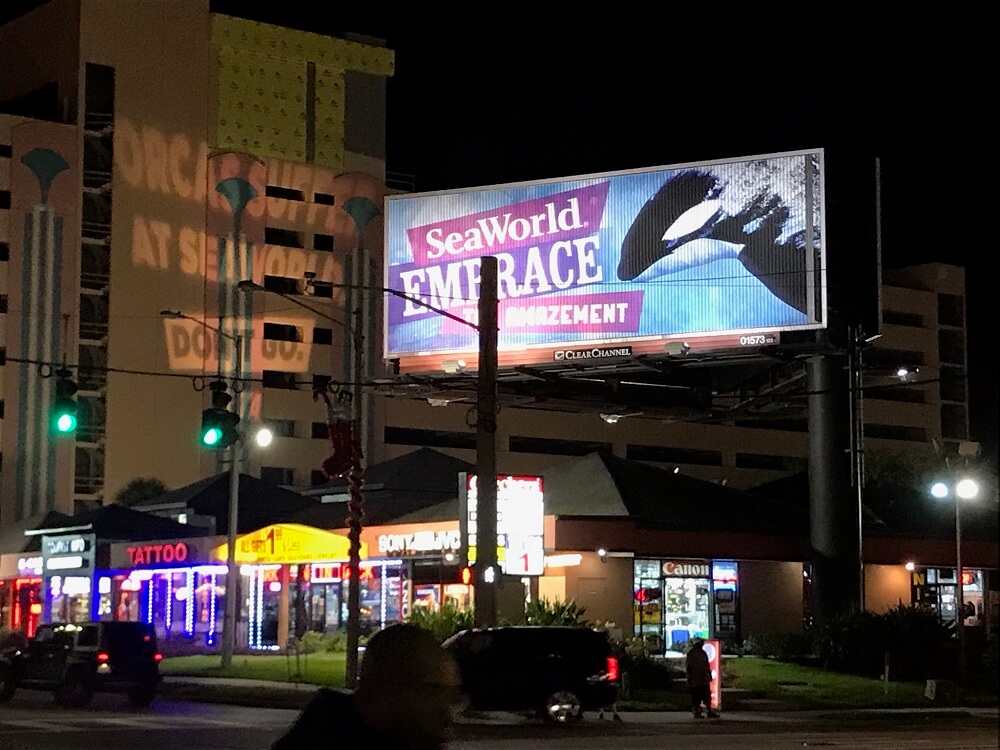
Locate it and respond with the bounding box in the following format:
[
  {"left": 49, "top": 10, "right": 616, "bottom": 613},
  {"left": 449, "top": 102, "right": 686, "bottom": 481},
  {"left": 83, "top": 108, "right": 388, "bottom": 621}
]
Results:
[
  {"left": 863, "top": 424, "right": 928, "bottom": 442},
  {"left": 627, "top": 444, "right": 724, "bottom": 466},
  {"left": 866, "top": 385, "right": 927, "bottom": 404},
  {"left": 941, "top": 404, "right": 968, "bottom": 440},
  {"left": 313, "top": 233, "right": 334, "bottom": 252},
  {"left": 263, "top": 275, "right": 301, "bottom": 296},
  {"left": 262, "top": 370, "right": 299, "bottom": 390},
  {"left": 311, "top": 470, "right": 328, "bottom": 486},
  {"left": 938, "top": 294, "right": 964, "bottom": 327},
  {"left": 311, "top": 422, "right": 329, "bottom": 439},
  {"left": 865, "top": 347, "right": 925, "bottom": 369},
  {"left": 0, "top": 399, "right": 4, "bottom": 419},
  {"left": 265, "top": 185, "right": 305, "bottom": 202},
  {"left": 882, "top": 310, "right": 923, "bottom": 328},
  {"left": 309, "top": 281, "right": 334, "bottom": 299},
  {"left": 314, "top": 192, "right": 335, "bottom": 206},
  {"left": 314, "top": 327, "right": 333, "bottom": 345},
  {"left": 939, "top": 367, "right": 966, "bottom": 403},
  {"left": 735, "top": 453, "right": 806, "bottom": 471},
  {"left": 0, "top": 144, "right": 12, "bottom": 158},
  {"left": 263, "top": 322, "right": 301, "bottom": 342},
  {"left": 0, "top": 191, "right": 10, "bottom": 210},
  {"left": 260, "top": 466, "right": 295, "bottom": 485},
  {"left": 0, "top": 295, "right": 7, "bottom": 314},
  {"left": 0, "top": 242, "right": 8, "bottom": 262},
  {"left": 312, "top": 374, "right": 332, "bottom": 392},
  {"left": 938, "top": 330, "right": 965, "bottom": 365},
  {"left": 384, "top": 426, "right": 476, "bottom": 450},
  {"left": 264, "top": 227, "right": 304, "bottom": 249},
  {"left": 509, "top": 436, "right": 612, "bottom": 457},
  {"left": 265, "top": 419, "right": 296, "bottom": 438},
  {"left": 0, "top": 347, "right": 6, "bottom": 365},
  {"left": 735, "top": 418, "right": 807, "bottom": 433}
]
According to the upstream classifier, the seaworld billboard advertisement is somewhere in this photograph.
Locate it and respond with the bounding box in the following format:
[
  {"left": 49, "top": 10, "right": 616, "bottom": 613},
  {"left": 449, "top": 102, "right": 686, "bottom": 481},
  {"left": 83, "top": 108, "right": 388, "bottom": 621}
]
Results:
[{"left": 384, "top": 149, "right": 825, "bottom": 372}]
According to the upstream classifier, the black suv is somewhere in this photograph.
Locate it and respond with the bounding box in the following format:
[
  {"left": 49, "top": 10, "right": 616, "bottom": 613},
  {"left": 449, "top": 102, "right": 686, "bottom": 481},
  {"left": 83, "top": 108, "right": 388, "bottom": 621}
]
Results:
[
  {"left": 442, "top": 626, "right": 619, "bottom": 722},
  {"left": 0, "top": 622, "right": 162, "bottom": 708}
]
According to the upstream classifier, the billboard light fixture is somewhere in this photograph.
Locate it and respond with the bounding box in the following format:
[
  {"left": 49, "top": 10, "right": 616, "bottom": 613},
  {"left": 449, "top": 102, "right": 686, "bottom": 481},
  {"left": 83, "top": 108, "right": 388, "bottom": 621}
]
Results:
[
  {"left": 664, "top": 342, "right": 691, "bottom": 356},
  {"left": 442, "top": 359, "right": 468, "bottom": 374}
]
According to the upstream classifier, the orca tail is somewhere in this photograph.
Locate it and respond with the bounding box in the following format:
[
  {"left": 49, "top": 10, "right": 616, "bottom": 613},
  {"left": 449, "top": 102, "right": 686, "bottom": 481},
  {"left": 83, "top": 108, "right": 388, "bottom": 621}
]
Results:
[{"left": 739, "top": 230, "right": 809, "bottom": 315}]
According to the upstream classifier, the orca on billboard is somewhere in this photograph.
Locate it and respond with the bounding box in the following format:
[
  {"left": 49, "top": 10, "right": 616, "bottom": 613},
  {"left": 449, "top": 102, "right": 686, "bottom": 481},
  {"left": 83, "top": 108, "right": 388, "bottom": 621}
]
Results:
[{"left": 384, "top": 150, "right": 826, "bottom": 372}]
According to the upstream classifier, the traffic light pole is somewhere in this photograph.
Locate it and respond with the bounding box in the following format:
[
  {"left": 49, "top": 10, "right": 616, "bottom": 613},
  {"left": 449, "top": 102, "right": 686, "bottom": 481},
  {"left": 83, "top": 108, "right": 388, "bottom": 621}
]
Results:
[
  {"left": 220, "top": 334, "right": 243, "bottom": 669},
  {"left": 474, "top": 257, "right": 499, "bottom": 628}
]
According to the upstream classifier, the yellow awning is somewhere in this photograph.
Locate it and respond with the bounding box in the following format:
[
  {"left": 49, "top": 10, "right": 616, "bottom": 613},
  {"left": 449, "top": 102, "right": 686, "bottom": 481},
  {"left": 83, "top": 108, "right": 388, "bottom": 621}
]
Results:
[{"left": 213, "top": 523, "right": 367, "bottom": 565}]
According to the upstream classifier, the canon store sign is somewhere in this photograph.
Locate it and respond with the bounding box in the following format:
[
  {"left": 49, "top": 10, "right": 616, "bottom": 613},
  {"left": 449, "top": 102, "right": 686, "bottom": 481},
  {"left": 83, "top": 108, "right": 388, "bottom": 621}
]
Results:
[{"left": 662, "top": 560, "right": 710, "bottom": 578}]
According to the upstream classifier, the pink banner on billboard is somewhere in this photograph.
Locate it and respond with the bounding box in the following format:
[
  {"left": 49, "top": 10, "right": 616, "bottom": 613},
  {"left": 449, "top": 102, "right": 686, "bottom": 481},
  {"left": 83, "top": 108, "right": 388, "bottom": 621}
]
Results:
[{"left": 440, "top": 291, "right": 644, "bottom": 335}]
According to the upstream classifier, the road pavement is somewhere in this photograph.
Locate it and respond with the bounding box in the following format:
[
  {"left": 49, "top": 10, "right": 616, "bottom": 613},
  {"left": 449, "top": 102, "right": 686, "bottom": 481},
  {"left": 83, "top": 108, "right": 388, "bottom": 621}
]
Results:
[{"left": 0, "top": 689, "right": 996, "bottom": 750}]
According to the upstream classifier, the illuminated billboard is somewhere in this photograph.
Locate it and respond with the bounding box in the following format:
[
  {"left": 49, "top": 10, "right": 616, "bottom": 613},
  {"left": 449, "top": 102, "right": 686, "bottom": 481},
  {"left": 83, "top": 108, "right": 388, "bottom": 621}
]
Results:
[
  {"left": 384, "top": 149, "right": 825, "bottom": 371},
  {"left": 459, "top": 474, "right": 545, "bottom": 577}
]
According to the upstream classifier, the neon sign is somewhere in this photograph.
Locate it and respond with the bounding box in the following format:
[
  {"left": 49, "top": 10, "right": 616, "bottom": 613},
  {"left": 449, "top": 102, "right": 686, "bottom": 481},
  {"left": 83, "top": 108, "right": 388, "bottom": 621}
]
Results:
[
  {"left": 126, "top": 542, "right": 190, "bottom": 566},
  {"left": 17, "top": 556, "right": 43, "bottom": 576}
]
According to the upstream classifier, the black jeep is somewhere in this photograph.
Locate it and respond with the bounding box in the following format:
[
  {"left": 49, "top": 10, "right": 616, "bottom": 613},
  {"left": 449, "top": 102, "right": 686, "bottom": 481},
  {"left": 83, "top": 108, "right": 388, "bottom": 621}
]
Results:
[{"left": 0, "top": 621, "right": 162, "bottom": 708}]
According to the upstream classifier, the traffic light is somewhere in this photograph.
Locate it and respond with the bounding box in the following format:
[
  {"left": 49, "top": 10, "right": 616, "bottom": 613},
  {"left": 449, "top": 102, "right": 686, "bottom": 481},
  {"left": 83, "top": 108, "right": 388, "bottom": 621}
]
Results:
[
  {"left": 51, "top": 368, "right": 78, "bottom": 435},
  {"left": 200, "top": 381, "right": 239, "bottom": 448},
  {"left": 460, "top": 566, "right": 473, "bottom": 586}
]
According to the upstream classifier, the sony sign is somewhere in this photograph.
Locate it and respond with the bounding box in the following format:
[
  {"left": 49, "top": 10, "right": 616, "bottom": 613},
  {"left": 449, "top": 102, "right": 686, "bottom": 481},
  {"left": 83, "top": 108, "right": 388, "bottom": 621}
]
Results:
[{"left": 378, "top": 530, "right": 462, "bottom": 556}]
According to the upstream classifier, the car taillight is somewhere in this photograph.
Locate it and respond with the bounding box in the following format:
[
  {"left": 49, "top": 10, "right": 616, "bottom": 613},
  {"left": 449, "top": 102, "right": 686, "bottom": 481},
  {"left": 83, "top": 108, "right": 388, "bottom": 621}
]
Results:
[
  {"left": 606, "top": 656, "right": 619, "bottom": 682},
  {"left": 154, "top": 652, "right": 163, "bottom": 662},
  {"left": 97, "top": 652, "right": 110, "bottom": 663}
]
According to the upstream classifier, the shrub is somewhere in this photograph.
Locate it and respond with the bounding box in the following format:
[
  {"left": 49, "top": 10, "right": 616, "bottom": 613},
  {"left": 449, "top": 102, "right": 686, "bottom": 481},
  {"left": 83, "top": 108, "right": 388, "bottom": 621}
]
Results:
[
  {"left": 522, "top": 597, "right": 587, "bottom": 626},
  {"left": 812, "top": 604, "right": 953, "bottom": 681},
  {"left": 741, "top": 631, "right": 816, "bottom": 661},
  {"left": 609, "top": 635, "right": 673, "bottom": 691},
  {"left": 296, "top": 630, "right": 328, "bottom": 654},
  {"left": 405, "top": 602, "right": 474, "bottom": 643}
]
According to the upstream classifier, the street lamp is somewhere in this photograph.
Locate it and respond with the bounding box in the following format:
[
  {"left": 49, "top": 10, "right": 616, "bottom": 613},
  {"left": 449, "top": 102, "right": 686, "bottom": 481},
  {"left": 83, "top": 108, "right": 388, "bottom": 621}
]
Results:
[
  {"left": 235, "top": 277, "right": 369, "bottom": 684},
  {"left": 929, "top": 464, "right": 980, "bottom": 685},
  {"left": 160, "top": 309, "right": 268, "bottom": 669}
]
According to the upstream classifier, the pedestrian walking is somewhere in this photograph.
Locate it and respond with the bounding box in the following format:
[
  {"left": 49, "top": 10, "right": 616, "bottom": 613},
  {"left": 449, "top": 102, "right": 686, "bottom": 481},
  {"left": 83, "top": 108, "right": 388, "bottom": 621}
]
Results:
[{"left": 684, "top": 637, "right": 719, "bottom": 718}]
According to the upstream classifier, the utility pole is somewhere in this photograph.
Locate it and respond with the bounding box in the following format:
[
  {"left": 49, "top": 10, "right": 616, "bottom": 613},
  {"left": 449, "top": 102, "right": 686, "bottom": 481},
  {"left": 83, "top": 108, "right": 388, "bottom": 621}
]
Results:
[
  {"left": 474, "top": 256, "right": 499, "bottom": 628},
  {"left": 343, "top": 304, "right": 365, "bottom": 689},
  {"left": 221, "top": 334, "right": 243, "bottom": 669}
]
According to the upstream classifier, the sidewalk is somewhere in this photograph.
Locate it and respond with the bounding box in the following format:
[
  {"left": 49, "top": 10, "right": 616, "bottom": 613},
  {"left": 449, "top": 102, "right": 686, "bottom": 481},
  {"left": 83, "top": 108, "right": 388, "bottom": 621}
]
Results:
[{"left": 160, "top": 676, "right": 999, "bottom": 725}]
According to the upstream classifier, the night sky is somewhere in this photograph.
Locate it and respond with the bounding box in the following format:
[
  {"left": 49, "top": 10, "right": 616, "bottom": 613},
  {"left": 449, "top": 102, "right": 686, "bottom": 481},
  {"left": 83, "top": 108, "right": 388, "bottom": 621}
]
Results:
[{"left": 3, "top": 3, "right": 994, "bottom": 455}]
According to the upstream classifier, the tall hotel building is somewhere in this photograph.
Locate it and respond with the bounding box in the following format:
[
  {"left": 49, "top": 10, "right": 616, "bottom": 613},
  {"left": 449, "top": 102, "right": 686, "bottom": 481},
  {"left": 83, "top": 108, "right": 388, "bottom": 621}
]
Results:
[{"left": 0, "top": 1, "right": 971, "bottom": 523}]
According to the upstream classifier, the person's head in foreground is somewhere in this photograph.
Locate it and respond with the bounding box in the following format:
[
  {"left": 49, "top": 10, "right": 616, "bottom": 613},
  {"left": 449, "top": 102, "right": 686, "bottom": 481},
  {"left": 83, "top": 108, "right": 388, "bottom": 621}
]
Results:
[{"left": 356, "top": 624, "right": 462, "bottom": 749}]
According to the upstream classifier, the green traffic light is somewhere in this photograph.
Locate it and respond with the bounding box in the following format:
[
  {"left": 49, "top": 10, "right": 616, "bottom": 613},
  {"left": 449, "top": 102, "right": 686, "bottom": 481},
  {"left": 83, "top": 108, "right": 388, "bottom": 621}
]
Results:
[
  {"left": 55, "top": 412, "right": 77, "bottom": 433},
  {"left": 202, "top": 426, "right": 223, "bottom": 446}
]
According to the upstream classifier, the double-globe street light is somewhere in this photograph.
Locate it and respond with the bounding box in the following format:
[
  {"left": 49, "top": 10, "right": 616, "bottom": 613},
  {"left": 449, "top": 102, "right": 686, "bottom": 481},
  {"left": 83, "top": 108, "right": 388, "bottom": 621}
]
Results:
[
  {"left": 929, "top": 440, "right": 982, "bottom": 685},
  {"left": 160, "top": 310, "right": 272, "bottom": 669}
]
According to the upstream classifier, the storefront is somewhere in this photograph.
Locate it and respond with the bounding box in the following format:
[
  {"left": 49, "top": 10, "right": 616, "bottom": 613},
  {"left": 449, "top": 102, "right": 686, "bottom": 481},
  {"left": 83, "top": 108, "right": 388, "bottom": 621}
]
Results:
[
  {"left": 0, "top": 554, "right": 45, "bottom": 638},
  {"left": 633, "top": 559, "right": 741, "bottom": 654},
  {"left": 363, "top": 521, "right": 472, "bottom": 617},
  {"left": 214, "top": 523, "right": 383, "bottom": 650},
  {"left": 106, "top": 537, "right": 228, "bottom": 645},
  {"left": 911, "top": 566, "right": 988, "bottom": 625}
]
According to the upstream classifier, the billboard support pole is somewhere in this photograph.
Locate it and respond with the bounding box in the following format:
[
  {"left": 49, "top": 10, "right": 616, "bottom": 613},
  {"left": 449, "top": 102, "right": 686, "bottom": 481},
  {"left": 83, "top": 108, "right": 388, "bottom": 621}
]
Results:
[{"left": 475, "top": 256, "right": 499, "bottom": 628}]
